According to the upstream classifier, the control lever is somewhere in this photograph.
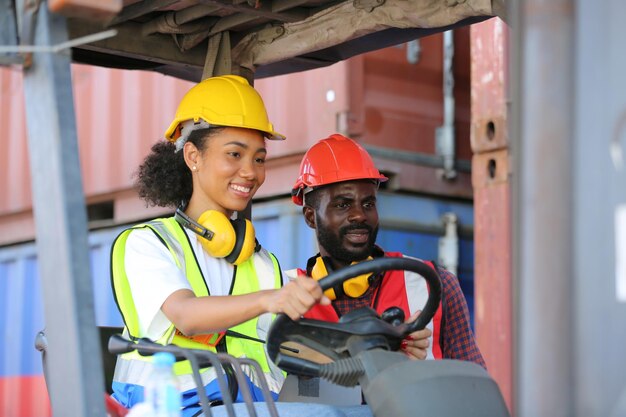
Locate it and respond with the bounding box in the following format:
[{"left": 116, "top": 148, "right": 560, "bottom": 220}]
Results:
[{"left": 381, "top": 307, "right": 405, "bottom": 327}]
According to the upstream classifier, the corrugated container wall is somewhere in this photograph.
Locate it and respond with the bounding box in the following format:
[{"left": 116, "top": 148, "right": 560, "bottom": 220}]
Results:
[
  {"left": 0, "top": 28, "right": 472, "bottom": 244},
  {"left": 0, "top": 29, "right": 477, "bottom": 417},
  {"left": 348, "top": 29, "right": 473, "bottom": 198},
  {"left": 0, "top": 65, "right": 194, "bottom": 245}
]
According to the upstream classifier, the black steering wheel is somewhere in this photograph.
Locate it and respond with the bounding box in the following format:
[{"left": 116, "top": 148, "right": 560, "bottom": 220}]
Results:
[{"left": 266, "top": 257, "right": 442, "bottom": 377}]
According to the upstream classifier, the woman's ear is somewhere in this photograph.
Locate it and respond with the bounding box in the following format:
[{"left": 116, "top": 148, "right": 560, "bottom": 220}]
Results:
[
  {"left": 303, "top": 206, "right": 316, "bottom": 229},
  {"left": 183, "top": 141, "right": 200, "bottom": 171}
]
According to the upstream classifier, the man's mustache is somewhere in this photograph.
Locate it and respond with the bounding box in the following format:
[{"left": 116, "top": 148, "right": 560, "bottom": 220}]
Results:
[{"left": 339, "top": 223, "right": 373, "bottom": 236}]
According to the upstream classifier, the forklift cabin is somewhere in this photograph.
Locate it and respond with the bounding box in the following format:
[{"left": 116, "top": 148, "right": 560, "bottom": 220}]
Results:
[{"left": 2, "top": 1, "right": 508, "bottom": 416}]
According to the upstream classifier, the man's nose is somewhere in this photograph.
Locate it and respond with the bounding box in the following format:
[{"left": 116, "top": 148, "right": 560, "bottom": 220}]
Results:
[{"left": 348, "top": 205, "right": 366, "bottom": 222}]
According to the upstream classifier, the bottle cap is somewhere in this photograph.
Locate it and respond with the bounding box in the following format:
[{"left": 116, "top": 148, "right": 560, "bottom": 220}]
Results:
[{"left": 152, "top": 352, "right": 176, "bottom": 367}]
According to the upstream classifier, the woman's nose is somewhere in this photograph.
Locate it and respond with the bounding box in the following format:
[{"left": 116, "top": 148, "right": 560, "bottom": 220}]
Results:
[{"left": 239, "top": 159, "right": 257, "bottom": 180}]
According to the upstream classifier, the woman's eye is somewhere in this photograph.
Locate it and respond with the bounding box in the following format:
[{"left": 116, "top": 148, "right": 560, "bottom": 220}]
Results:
[
  {"left": 228, "top": 151, "right": 241, "bottom": 158},
  {"left": 255, "top": 157, "right": 266, "bottom": 164}
]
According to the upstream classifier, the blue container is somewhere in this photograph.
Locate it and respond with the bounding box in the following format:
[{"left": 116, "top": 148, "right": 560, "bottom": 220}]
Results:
[{"left": 0, "top": 192, "right": 474, "bottom": 416}]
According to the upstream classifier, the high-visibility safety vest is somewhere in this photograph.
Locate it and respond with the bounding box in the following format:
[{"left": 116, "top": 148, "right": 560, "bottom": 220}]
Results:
[
  {"left": 110, "top": 217, "right": 285, "bottom": 395},
  {"left": 303, "top": 252, "right": 444, "bottom": 360}
]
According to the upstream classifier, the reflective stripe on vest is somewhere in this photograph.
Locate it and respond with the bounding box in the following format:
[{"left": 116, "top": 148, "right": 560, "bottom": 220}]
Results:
[
  {"left": 111, "top": 217, "right": 284, "bottom": 393},
  {"left": 303, "top": 253, "right": 444, "bottom": 360}
]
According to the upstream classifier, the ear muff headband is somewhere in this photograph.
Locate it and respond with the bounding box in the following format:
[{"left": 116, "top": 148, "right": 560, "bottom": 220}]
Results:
[
  {"left": 175, "top": 207, "right": 256, "bottom": 265},
  {"left": 175, "top": 206, "right": 216, "bottom": 240},
  {"left": 310, "top": 256, "right": 373, "bottom": 300}
]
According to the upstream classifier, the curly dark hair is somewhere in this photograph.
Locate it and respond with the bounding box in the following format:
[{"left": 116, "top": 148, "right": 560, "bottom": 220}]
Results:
[{"left": 135, "top": 127, "right": 224, "bottom": 208}]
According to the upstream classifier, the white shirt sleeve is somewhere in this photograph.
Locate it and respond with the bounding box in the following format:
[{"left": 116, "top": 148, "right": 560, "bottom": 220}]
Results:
[{"left": 124, "top": 228, "right": 192, "bottom": 340}]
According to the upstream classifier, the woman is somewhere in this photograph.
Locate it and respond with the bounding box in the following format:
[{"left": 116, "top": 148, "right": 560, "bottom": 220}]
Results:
[{"left": 109, "top": 75, "right": 334, "bottom": 416}]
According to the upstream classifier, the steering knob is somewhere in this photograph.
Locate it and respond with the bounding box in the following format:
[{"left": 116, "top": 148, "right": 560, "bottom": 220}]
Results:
[{"left": 381, "top": 307, "right": 405, "bottom": 326}]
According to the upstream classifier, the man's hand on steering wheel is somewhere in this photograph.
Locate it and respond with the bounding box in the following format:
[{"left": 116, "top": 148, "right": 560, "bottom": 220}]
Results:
[{"left": 400, "top": 310, "right": 432, "bottom": 360}]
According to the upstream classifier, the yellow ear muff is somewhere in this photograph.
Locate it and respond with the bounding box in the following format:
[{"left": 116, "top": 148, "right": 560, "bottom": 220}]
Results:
[
  {"left": 343, "top": 256, "right": 373, "bottom": 298},
  {"left": 195, "top": 210, "right": 257, "bottom": 265},
  {"left": 311, "top": 257, "right": 337, "bottom": 300},
  {"left": 310, "top": 256, "right": 373, "bottom": 300},
  {"left": 224, "top": 218, "right": 256, "bottom": 265},
  {"left": 197, "top": 210, "right": 236, "bottom": 258}
]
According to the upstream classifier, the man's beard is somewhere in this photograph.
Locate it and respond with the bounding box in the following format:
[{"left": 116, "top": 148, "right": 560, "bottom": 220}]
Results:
[{"left": 316, "top": 214, "right": 378, "bottom": 263}]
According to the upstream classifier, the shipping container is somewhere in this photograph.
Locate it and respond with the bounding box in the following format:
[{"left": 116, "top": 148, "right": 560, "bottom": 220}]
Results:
[
  {"left": 0, "top": 226, "right": 125, "bottom": 417},
  {"left": 0, "top": 192, "right": 473, "bottom": 417},
  {"left": 0, "top": 29, "right": 473, "bottom": 244}
]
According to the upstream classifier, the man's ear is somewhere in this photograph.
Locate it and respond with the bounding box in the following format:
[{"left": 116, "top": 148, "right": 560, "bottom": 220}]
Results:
[{"left": 303, "top": 206, "right": 316, "bottom": 229}]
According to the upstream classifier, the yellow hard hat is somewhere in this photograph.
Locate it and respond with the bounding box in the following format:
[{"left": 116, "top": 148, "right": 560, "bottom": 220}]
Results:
[{"left": 164, "top": 75, "right": 285, "bottom": 143}]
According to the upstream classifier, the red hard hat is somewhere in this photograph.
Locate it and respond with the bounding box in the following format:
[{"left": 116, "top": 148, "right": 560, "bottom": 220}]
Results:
[{"left": 292, "top": 134, "right": 388, "bottom": 205}]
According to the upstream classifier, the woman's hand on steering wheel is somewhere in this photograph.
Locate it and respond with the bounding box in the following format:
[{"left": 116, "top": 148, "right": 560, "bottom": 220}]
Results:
[
  {"left": 400, "top": 310, "right": 432, "bottom": 360},
  {"left": 266, "top": 276, "right": 331, "bottom": 320}
]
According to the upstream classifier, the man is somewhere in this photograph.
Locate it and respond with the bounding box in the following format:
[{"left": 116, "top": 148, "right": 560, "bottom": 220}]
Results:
[{"left": 291, "top": 133, "right": 485, "bottom": 366}]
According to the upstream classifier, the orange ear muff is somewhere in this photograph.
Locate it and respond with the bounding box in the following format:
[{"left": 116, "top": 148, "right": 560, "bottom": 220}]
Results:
[
  {"left": 310, "top": 256, "right": 373, "bottom": 300},
  {"left": 195, "top": 210, "right": 256, "bottom": 265}
]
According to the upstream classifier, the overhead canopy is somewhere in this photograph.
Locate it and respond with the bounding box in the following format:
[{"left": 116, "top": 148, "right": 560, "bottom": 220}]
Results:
[{"left": 60, "top": 0, "right": 505, "bottom": 81}]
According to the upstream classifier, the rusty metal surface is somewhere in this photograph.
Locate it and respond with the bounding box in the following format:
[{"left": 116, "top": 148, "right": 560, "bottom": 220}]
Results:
[
  {"left": 345, "top": 29, "right": 474, "bottom": 198},
  {"left": 472, "top": 149, "right": 509, "bottom": 187},
  {"left": 473, "top": 183, "right": 512, "bottom": 411},
  {"left": 470, "top": 18, "right": 512, "bottom": 413},
  {"left": 355, "top": 32, "right": 470, "bottom": 156},
  {"left": 470, "top": 18, "right": 509, "bottom": 153}
]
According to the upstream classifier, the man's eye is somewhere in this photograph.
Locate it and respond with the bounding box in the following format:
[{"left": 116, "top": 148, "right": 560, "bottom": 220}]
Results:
[{"left": 335, "top": 202, "right": 349, "bottom": 209}]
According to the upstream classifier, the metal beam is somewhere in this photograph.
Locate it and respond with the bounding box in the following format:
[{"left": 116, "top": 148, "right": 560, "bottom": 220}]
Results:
[
  {"left": 19, "top": 3, "right": 105, "bottom": 417},
  {"left": 572, "top": 1, "right": 626, "bottom": 416},
  {"left": 470, "top": 17, "right": 512, "bottom": 412},
  {"left": 512, "top": 0, "right": 574, "bottom": 415},
  {"left": 69, "top": 20, "right": 207, "bottom": 67},
  {"left": 0, "top": 0, "right": 19, "bottom": 65}
]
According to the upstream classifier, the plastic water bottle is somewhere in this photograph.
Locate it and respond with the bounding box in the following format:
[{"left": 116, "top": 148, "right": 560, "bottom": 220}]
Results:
[{"left": 143, "top": 352, "right": 182, "bottom": 417}]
